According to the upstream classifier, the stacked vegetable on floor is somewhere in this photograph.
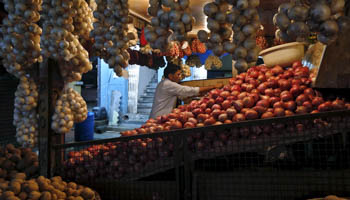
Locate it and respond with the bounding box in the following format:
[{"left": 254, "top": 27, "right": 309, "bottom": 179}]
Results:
[
  {"left": 63, "top": 61, "right": 350, "bottom": 181},
  {"left": 0, "top": 144, "right": 101, "bottom": 200}
]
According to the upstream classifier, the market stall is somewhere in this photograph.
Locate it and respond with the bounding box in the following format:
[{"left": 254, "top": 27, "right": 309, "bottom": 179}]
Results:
[{"left": 0, "top": 0, "right": 350, "bottom": 200}]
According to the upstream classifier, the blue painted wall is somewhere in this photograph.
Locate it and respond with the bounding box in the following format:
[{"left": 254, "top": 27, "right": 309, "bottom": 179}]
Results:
[{"left": 99, "top": 59, "right": 128, "bottom": 117}]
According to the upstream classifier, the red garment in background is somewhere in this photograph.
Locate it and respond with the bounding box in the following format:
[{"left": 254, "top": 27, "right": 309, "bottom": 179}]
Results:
[{"left": 140, "top": 28, "right": 148, "bottom": 47}]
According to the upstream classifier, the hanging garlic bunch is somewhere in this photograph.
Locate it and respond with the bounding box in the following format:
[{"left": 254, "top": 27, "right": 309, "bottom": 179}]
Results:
[
  {"left": 13, "top": 76, "right": 39, "bottom": 148},
  {"left": 0, "top": 0, "right": 43, "bottom": 78},
  {"left": 230, "top": 0, "right": 261, "bottom": 73},
  {"left": 205, "top": 55, "right": 222, "bottom": 70},
  {"left": 197, "top": 1, "right": 234, "bottom": 57},
  {"left": 72, "top": 0, "right": 94, "bottom": 43},
  {"left": 90, "top": 0, "right": 133, "bottom": 76},
  {"left": 41, "top": 0, "right": 92, "bottom": 83},
  {"left": 51, "top": 88, "right": 88, "bottom": 134}
]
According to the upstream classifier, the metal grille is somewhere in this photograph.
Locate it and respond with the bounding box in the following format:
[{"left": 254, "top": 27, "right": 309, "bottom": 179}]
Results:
[{"left": 53, "top": 110, "right": 350, "bottom": 200}]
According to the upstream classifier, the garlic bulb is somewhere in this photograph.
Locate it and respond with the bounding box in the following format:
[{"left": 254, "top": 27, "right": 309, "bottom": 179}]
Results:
[
  {"left": 41, "top": 0, "right": 93, "bottom": 83},
  {"left": 13, "top": 76, "right": 39, "bottom": 148},
  {"left": 181, "top": 64, "right": 191, "bottom": 79},
  {"left": 51, "top": 88, "right": 88, "bottom": 134},
  {"left": 90, "top": 0, "right": 133, "bottom": 76},
  {"left": 0, "top": 0, "right": 43, "bottom": 77}
]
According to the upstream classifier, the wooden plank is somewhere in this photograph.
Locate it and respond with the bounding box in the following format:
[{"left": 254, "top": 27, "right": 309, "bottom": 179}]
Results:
[{"left": 180, "top": 78, "right": 230, "bottom": 87}]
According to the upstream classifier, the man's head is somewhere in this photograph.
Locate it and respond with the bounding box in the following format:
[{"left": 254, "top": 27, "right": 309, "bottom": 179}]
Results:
[{"left": 164, "top": 63, "right": 182, "bottom": 83}]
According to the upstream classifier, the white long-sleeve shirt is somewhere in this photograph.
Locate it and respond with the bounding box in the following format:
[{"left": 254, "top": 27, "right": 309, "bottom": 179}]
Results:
[{"left": 149, "top": 78, "right": 200, "bottom": 119}]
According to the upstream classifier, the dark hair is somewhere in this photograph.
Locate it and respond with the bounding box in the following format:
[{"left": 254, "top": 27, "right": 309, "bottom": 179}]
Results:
[{"left": 164, "top": 63, "right": 181, "bottom": 78}]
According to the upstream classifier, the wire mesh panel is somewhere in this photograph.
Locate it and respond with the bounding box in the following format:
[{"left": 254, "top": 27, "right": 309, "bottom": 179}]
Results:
[
  {"left": 188, "top": 111, "right": 350, "bottom": 200},
  {"left": 54, "top": 132, "right": 181, "bottom": 200}
]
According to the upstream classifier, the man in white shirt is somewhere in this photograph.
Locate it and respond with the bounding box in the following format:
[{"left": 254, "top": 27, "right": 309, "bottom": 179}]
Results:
[{"left": 150, "top": 63, "right": 223, "bottom": 119}]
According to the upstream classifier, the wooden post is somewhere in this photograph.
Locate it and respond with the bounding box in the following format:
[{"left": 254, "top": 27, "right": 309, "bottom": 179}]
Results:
[
  {"left": 38, "top": 59, "right": 65, "bottom": 177},
  {"left": 38, "top": 59, "right": 50, "bottom": 177}
]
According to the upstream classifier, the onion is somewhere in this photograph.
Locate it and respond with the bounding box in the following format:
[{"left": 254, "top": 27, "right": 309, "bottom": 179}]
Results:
[
  {"left": 302, "top": 101, "right": 313, "bottom": 112},
  {"left": 303, "top": 88, "right": 315, "bottom": 96},
  {"left": 214, "top": 121, "right": 223, "bottom": 125},
  {"left": 233, "top": 113, "right": 245, "bottom": 122},
  {"left": 231, "top": 90, "right": 240, "bottom": 97},
  {"left": 245, "top": 109, "right": 259, "bottom": 120},
  {"left": 205, "top": 108, "right": 212, "bottom": 114},
  {"left": 278, "top": 79, "right": 292, "bottom": 91},
  {"left": 221, "top": 100, "right": 232, "bottom": 110},
  {"left": 256, "top": 99, "right": 270, "bottom": 108},
  {"left": 220, "top": 91, "right": 230, "bottom": 99},
  {"left": 295, "top": 106, "right": 308, "bottom": 114},
  {"left": 211, "top": 109, "right": 222, "bottom": 119},
  {"left": 212, "top": 104, "right": 222, "bottom": 110},
  {"left": 223, "top": 85, "right": 232, "bottom": 91},
  {"left": 215, "top": 96, "right": 224, "bottom": 104},
  {"left": 285, "top": 110, "right": 294, "bottom": 116},
  {"left": 242, "top": 96, "right": 255, "bottom": 108},
  {"left": 292, "top": 79, "right": 302, "bottom": 86},
  {"left": 210, "top": 89, "right": 221, "bottom": 98},
  {"left": 207, "top": 98, "right": 215, "bottom": 108},
  {"left": 224, "top": 119, "right": 233, "bottom": 124},
  {"left": 204, "top": 117, "right": 216, "bottom": 125},
  {"left": 249, "top": 93, "right": 260, "bottom": 102},
  {"left": 226, "top": 107, "right": 237, "bottom": 117},
  {"left": 292, "top": 61, "right": 302, "bottom": 68},
  {"left": 312, "top": 97, "right": 324, "bottom": 108},
  {"left": 260, "top": 95, "right": 270, "bottom": 101},
  {"left": 332, "top": 99, "right": 346, "bottom": 110},
  {"left": 232, "top": 100, "right": 244, "bottom": 111},
  {"left": 271, "top": 65, "right": 283, "bottom": 75},
  {"left": 261, "top": 112, "right": 274, "bottom": 119},
  {"left": 253, "top": 106, "right": 267, "bottom": 115},
  {"left": 281, "top": 92, "right": 293, "bottom": 102},
  {"left": 188, "top": 117, "right": 198, "bottom": 124},
  {"left": 218, "top": 113, "right": 228, "bottom": 122},
  {"left": 199, "top": 103, "right": 208, "bottom": 110},
  {"left": 269, "top": 97, "right": 280, "bottom": 105},
  {"left": 168, "top": 113, "right": 179, "bottom": 119},
  {"left": 192, "top": 108, "right": 204, "bottom": 116},
  {"left": 264, "top": 88, "right": 274, "bottom": 97},
  {"left": 231, "top": 85, "right": 241, "bottom": 92},
  {"left": 235, "top": 79, "right": 243, "bottom": 85},
  {"left": 290, "top": 85, "right": 302, "bottom": 97},
  {"left": 238, "top": 92, "right": 248, "bottom": 100},
  {"left": 274, "top": 107, "right": 285, "bottom": 117},
  {"left": 273, "top": 101, "right": 284, "bottom": 108},
  {"left": 284, "top": 101, "right": 296, "bottom": 111},
  {"left": 296, "top": 94, "right": 309, "bottom": 106},
  {"left": 257, "top": 74, "right": 266, "bottom": 83},
  {"left": 197, "top": 113, "right": 210, "bottom": 123}
]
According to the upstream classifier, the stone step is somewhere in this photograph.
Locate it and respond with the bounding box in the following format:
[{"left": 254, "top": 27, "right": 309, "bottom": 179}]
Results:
[
  {"left": 137, "top": 102, "right": 153, "bottom": 108},
  {"left": 138, "top": 108, "right": 152, "bottom": 114},
  {"left": 145, "top": 88, "right": 156, "bottom": 93},
  {"left": 147, "top": 83, "right": 158, "bottom": 88},
  {"left": 139, "top": 98, "right": 154, "bottom": 103},
  {"left": 140, "top": 93, "right": 155, "bottom": 99}
]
